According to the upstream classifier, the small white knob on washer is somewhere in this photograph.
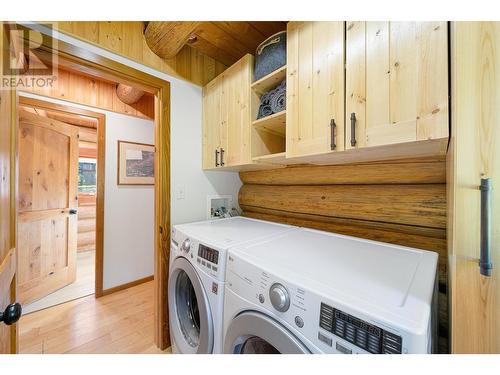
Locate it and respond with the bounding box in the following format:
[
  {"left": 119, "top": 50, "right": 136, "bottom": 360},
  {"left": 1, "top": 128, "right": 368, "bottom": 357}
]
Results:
[{"left": 269, "top": 283, "right": 290, "bottom": 312}]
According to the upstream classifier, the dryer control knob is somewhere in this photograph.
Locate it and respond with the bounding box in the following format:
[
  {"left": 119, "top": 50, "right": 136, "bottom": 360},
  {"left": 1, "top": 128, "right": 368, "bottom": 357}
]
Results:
[
  {"left": 269, "top": 283, "right": 290, "bottom": 312},
  {"left": 181, "top": 238, "right": 191, "bottom": 253}
]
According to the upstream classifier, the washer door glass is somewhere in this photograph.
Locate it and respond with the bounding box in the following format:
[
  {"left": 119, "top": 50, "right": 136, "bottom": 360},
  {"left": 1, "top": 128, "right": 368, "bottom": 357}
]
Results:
[
  {"left": 175, "top": 270, "right": 201, "bottom": 347},
  {"left": 168, "top": 257, "right": 214, "bottom": 354}
]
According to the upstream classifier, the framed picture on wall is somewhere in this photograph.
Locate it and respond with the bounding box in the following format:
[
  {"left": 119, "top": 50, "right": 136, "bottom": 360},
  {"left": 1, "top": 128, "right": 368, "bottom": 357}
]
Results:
[{"left": 117, "top": 140, "right": 155, "bottom": 185}]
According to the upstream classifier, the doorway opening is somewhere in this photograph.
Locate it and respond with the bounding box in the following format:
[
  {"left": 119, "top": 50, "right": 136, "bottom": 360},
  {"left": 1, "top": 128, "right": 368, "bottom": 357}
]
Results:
[
  {"left": 18, "top": 97, "right": 104, "bottom": 314},
  {"left": 4, "top": 23, "right": 171, "bottom": 353}
]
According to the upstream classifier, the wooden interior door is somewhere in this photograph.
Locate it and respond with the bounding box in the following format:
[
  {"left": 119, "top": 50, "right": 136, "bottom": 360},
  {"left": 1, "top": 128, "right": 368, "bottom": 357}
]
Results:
[
  {"left": 449, "top": 22, "right": 500, "bottom": 354},
  {"left": 346, "top": 21, "right": 448, "bottom": 150},
  {"left": 286, "top": 21, "right": 345, "bottom": 158},
  {"left": 225, "top": 54, "right": 253, "bottom": 167},
  {"left": 202, "top": 75, "right": 224, "bottom": 169},
  {"left": 17, "top": 109, "right": 79, "bottom": 305}
]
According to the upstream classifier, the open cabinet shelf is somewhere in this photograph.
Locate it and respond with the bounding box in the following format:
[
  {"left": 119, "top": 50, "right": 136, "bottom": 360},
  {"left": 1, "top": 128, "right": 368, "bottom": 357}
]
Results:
[
  {"left": 251, "top": 65, "right": 287, "bottom": 95},
  {"left": 252, "top": 152, "right": 286, "bottom": 164},
  {"left": 252, "top": 110, "right": 286, "bottom": 136}
]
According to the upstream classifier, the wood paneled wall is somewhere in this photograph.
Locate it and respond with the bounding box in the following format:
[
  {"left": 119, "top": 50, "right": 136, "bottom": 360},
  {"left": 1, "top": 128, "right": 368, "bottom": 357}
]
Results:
[
  {"left": 21, "top": 68, "right": 154, "bottom": 120},
  {"left": 55, "top": 22, "right": 227, "bottom": 86},
  {"left": 239, "top": 158, "right": 449, "bottom": 352}
]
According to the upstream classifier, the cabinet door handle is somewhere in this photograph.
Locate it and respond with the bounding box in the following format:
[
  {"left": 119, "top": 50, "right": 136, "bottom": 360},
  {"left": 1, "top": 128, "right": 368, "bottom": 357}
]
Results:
[
  {"left": 220, "top": 148, "right": 225, "bottom": 166},
  {"left": 479, "top": 178, "right": 493, "bottom": 276},
  {"left": 350, "top": 112, "right": 357, "bottom": 147},
  {"left": 215, "top": 149, "right": 220, "bottom": 167},
  {"left": 330, "top": 119, "right": 336, "bottom": 151}
]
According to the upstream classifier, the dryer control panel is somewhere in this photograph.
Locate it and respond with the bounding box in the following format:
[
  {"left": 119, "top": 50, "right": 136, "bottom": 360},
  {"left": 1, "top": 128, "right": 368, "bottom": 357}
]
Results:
[
  {"left": 319, "top": 303, "right": 402, "bottom": 354},
  {"left": 226, "top": 250, "right": 418, "bottom": 354}
]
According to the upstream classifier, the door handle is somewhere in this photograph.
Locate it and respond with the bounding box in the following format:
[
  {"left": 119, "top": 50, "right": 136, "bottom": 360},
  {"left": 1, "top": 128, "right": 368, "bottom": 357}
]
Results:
[
  {"left": 220, "top": 148, "right": 225, "bottom": 166},
  {"left": 69, "top": 209, "right": 78, "bottom": 215},
  {"left": 330, "top": 119, "right": 336, "bottom": 151},
  {"left": 479, "top": 178, "right": 493, "bottom": 276},
  {"left": 350, "top": 112, "right": 357, "bottom": 147},
  {"left": 0, "top": 303, "right": 22, "bottom": 325},
  {"left": 215, "top": 149, "right": 220, "bottom": 167}
]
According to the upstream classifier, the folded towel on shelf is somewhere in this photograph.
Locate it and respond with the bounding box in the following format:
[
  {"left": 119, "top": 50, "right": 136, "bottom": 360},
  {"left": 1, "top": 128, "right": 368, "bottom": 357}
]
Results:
[
  {"left": 270, "top": 86, "right": 286, "bottom": 113},
  {"left": 258, "top": 104, "right": 273, "bottom": 119},
  {"left": 256, "top": 79, "right": 286, "bottom": 119}
]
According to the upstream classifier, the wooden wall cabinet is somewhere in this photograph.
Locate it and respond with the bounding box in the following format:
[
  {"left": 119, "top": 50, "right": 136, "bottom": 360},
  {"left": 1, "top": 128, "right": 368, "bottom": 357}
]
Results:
[
  {"left": 286, "top": 21, "right": 345, "bottom": 158},
  {"left": 202, "top": 73, "right": 225, "bottom": 169},
  {"left": 448, "top": 22, "right": 500, "bottom": 354},
  {"left": 202, "top": 54, "right": 253, "bottom": 170},
  {"left": 346, "top": 22, "right": 449, "bottom": 150}
]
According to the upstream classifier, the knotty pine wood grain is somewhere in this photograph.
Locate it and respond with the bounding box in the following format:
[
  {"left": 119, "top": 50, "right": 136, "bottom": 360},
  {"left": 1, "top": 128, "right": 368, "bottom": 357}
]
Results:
[
  {"left": 55, "top": 21, "right": 227, "bottom": 86},
  {"left": 21, "top": 68, "right": 155, "bottom": 120}
]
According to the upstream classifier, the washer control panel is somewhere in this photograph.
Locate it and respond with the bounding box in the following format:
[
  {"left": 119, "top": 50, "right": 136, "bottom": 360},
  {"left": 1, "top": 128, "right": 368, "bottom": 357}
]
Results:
[
  {"left": 198, "top": 244, "right": 219, "bottom": 265},
  {"left": 171, "top": 227, "right": 226, "bottom": 282}
]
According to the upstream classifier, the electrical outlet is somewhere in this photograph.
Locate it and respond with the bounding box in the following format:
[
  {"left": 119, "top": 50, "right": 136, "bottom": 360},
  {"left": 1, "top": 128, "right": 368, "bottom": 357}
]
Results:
[{"left": 175, "top": 184, "right": 185, "bottom": 200}]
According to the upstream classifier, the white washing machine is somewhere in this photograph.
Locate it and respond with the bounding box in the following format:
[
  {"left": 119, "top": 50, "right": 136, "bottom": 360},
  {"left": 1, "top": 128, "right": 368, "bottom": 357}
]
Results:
[
  {"left": 168, "top": 217, "right": 295, "bottom": 354},
  {"left": 223, "top": 228, "right": 438, "bottom": 354}
]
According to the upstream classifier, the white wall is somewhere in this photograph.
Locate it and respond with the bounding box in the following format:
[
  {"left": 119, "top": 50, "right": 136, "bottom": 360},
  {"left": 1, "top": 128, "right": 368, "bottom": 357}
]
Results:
[
  {"left": 102, "top": 112, "right": 154, "bottom": 289},
  {"left": 170, "top": 83, "right": 242, "bottom": 225},
  {"left": 20, "top": 92, "right": 155, "bottom": 289}
]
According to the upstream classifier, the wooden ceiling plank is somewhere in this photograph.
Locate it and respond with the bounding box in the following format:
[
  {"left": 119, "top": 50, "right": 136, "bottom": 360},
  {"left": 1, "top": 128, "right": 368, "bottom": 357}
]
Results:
[
  {"left": 193, "top": 22, "right": 253, "bottom": 59},
  {"left": 144, "top": 21, "right": 201, "bottom": 59},
  {"left": 187, "top": 35, "right": 239, "bottom": 67},
  {"left": 248, "top": 21, "right": 287, "bottom": 37},
  {"left": 213, "top": 21, "right": 268, "bottom": 53}
]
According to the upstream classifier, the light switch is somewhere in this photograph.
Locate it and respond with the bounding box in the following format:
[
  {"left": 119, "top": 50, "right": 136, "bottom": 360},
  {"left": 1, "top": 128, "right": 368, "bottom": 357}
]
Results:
[{"left": 176, "top": 184, "right": 185, "bottom": 200}]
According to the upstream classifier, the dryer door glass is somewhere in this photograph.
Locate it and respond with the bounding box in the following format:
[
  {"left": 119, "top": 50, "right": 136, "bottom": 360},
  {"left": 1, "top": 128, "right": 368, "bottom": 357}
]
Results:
[
  {"left": 176, "top": 270, "right": 201, "bottom": 347},
  {"left": 239, "top": 336, "right": 280, "bottom": 354},
  {"left": 224, "top": 311, "right": 310, "bottom": 354}
]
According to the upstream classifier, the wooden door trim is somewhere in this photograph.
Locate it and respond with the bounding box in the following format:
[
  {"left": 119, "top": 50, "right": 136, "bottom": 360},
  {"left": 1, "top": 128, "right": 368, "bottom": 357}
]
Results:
[
  {"left": 19, "top": 96, "right": 107, "bottom": 300},
  {"left": 17, "top": 24, "right": 171, "bottom": 350}
]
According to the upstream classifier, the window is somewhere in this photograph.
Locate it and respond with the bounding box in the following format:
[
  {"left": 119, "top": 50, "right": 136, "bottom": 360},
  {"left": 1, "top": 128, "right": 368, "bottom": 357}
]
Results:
[{"left": 78, "top": 157, "right": 97, "bottom": 194}]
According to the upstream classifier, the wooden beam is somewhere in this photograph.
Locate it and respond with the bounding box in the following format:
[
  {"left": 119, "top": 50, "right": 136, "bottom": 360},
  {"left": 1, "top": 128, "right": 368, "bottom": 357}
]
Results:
[
  {"left": 144, "top": 21, "right": 200, "bottom": 59},
  {"left": 240, "top": 161, "right": 446, "bottom": 185},
  {"left": 239, "top": 183, "right": 447, "bottom": 228}
]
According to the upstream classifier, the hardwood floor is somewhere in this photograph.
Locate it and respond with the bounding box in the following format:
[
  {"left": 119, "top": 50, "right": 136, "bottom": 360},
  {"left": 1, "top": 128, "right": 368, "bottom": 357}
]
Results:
[
  {"left": 23, "top": 250, "right": 96, "bottom": 315},
  {"left": 19, "top": 281, "right": 170, "bottom": 354}
]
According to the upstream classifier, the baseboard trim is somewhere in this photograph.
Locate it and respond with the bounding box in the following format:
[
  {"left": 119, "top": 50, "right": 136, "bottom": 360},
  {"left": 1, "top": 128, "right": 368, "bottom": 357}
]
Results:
[{"left": 98, "top": 275, "right": 154, "bottom": 297}]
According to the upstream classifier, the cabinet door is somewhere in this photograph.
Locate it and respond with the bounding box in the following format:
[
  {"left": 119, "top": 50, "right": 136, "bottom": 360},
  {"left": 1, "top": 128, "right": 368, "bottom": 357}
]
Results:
[
  {"left": 202, "top": 75, "right": 223, "bottom": 169},
  {"left": 224, "top": 54, "right": 253, "bottom": 167},
  {"left": 449, "top": 22, "right": 500, "bottom": 354},
  {"left": 286, "top": 21, "right": 345, "bottom": 158},
  {"left": 346, "top": 22, "right": 448, "bottom": 149}
]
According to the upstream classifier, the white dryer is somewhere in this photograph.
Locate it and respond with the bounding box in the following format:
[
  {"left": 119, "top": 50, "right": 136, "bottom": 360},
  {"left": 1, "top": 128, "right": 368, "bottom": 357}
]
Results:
[
  {"left": 169, "top": 217, "right": 295, "bottom": 354},
  {"left": 223, "top": 228, "right": 438, "bottom": 354}
]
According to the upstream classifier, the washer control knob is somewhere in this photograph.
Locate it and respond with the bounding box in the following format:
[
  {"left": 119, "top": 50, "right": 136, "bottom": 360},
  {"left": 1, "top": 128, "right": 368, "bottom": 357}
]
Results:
[
  {"left": 181, "top": 238, "right": 191, "bottom": 253},
  {"left": 269, "top": 283, "right": 290, "bottom": 312}
]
